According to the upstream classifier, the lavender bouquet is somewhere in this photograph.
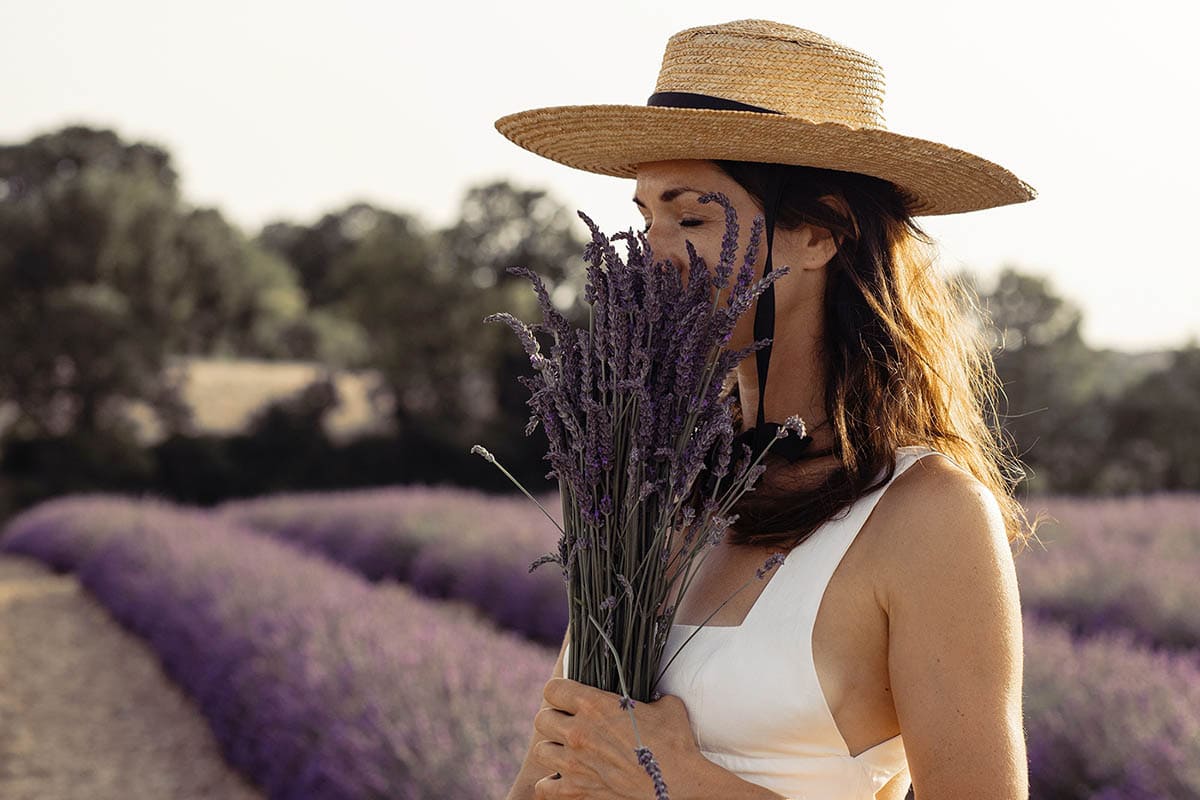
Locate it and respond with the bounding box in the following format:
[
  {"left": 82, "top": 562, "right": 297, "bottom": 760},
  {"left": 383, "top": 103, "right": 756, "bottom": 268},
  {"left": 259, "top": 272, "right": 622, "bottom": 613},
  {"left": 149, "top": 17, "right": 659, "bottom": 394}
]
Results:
[{"left": 472, "top": 193, "right": 806, "bottom": 795}]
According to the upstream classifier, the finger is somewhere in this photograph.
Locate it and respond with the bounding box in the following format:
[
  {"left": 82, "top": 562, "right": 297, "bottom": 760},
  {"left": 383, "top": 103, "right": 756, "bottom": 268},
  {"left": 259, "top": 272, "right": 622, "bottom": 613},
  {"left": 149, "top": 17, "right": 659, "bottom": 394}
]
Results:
[
  {"left": 544, "top": 676, "right": 619, "bottom": 715},
  {"left": 532, "top": 739, "right": 569, "bottom": 776},
  {"left": 542, "top": 677, "right": 583, "bottom": 713},
  {"left": 533, "top": 772, "right": 564, "bottom": 799},
  {"left": 532, "top": 706, "right": 571, "bottom": 743}
]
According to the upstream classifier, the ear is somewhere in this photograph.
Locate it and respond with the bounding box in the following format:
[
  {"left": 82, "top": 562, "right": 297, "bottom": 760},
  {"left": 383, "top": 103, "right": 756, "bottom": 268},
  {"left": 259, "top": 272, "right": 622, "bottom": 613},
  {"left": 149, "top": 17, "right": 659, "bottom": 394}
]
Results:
[
  {"left": 793, "top": 194, "right": 850, "bottom": 269},
  {"left": 819, "top": 194, "right": 851, "bottom": 244}
]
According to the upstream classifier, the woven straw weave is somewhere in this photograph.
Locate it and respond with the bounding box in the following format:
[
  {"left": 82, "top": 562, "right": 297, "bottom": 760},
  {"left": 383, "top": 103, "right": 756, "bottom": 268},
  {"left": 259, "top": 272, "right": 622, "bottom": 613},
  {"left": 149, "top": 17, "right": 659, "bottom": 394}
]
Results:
[{"left": 495, "top": 19, "right": 1036, "bottom": 216}]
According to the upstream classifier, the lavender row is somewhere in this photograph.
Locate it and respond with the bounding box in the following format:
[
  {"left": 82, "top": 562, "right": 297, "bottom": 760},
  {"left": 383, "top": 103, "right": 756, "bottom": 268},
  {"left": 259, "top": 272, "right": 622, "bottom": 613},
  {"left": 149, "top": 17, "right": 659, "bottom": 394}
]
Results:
[
  {"left": 1023, "top": 613, "right": 1200, "bottom": 799},
  {"left": 220, "top": 486, "right": 1200, "bottom": 657},
  {"left": 4, "top": 491, "right": 1200, "bottom": 797},
  {"left": 1016, "top": 493, "right": 1200, "bottom": 651},
  {"left": 0, "top": 493, "right": 556, "bottom": 800},
  {"left": 214, "top": 484, "right": 568, "bottom": 645}
]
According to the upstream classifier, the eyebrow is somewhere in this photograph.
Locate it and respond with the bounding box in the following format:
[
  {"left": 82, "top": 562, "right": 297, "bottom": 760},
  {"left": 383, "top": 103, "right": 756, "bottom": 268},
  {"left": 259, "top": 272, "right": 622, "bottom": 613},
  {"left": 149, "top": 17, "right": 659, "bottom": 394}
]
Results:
[{"left": 631, "top": 187, "right": 704, "bottom": 208}]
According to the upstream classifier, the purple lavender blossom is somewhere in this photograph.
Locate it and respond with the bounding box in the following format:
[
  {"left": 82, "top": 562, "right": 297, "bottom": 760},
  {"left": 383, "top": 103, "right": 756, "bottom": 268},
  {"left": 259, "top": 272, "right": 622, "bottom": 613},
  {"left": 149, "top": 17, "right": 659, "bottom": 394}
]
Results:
[
  {"left": 215, "top": 483, "right": 571, "bottom": 646},
  {"left": 476, "top": 197, "right": 798, "bottom": 720},
  {"left": 636, "top": 745, "right": 671, "bottom": 800},
  {"left": 700, "top": 192, "right": 741, "bottom": 290},
  {"left": 756, "top": 552, "right": 787, "bottom": 580},
  {"left": 482, "top": 312, "right": 546, "bottom": 370},
  {"left": 1016, "top": 494, "right": 1200, "bottom": 652},
  {"left": 0, "top": 494, "right": 556, "bottom": 799},
  {"left": 1023, "top": 612, "right": 1200, "bottom": 797}
]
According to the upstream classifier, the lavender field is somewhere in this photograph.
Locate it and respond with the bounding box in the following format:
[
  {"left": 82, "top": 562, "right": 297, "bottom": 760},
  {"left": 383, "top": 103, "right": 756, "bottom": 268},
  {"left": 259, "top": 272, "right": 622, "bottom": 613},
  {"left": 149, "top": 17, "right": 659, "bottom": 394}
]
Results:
[
  {"left": 3, "top": 488, "right": 1199, "bottom": 799},
  {"left": 1016, "top": 495, "right": 1200, "bottom": 651},
  {"left": 214, "top": 485, "right": 569, "bottom": 645},
  {"left": 219, "top": 486, "right": 1200, "bottom": 656},
  {"left": 1, "top": 494, "right": 554, "bottom": 800}
]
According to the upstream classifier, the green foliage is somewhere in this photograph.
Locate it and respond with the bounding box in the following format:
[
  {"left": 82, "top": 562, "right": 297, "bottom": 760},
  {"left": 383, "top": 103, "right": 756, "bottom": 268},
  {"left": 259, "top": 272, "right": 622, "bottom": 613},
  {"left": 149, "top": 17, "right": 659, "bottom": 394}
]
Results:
[
  {"left": 0, "top": 125, "right": 315, "bottom": 441},
  {"left": 254, "top": 184, "right": 589, "bottom": 454},
  {"left": 1102, "top": 343, "right": 1200, "bottom": 491},
  {"left": 984, "top": 268, "right": 1106, "bottom": 492},
  {"left": 170, "top": 207, "right": 332, "bottom": 360},
  {"left": 258, "top": 202, "right": 468, "bottom": 434},
  {"left": 431, "top": 181, "right": 589, "bottom": 449},
  {"left": 0, "top": 427, "right": 157, "bottom": 514},
  {"left": 960, "top": 266, "right": 1197, "bottom": 494},
  {"left": 3, "top": 123, "right": 1196, "bottom": 504},
  {"left": 0, "top": 128, "right": 181, "bottom": 437}
]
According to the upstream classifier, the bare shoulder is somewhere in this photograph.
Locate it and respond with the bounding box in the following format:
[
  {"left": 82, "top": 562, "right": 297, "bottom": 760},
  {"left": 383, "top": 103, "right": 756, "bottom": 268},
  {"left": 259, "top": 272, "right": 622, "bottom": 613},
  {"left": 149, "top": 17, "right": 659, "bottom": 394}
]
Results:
[
  {"left": 869, "top": 451, "right": 1015, "bottom": 611},
  {"left": 866, "top": 452, "right": 1029, "bottom": 797}
]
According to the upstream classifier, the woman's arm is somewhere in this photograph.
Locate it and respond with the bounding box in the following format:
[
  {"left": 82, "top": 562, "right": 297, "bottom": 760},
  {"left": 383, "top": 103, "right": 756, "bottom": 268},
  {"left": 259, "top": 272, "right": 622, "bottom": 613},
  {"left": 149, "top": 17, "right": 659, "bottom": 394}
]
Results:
[{"left": 881, "top": 461, "right": 1029, "bottom": 799}]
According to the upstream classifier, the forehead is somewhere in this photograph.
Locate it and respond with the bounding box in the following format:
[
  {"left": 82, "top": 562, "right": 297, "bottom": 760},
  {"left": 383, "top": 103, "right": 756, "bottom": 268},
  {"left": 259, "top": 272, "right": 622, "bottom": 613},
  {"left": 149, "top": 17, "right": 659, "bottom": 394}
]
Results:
[
  {"left": 635, "top": 159, "right": 723, "bottom": 185},
  {"left": 633, "top": 159, "right": 740, "bottom": 207}
]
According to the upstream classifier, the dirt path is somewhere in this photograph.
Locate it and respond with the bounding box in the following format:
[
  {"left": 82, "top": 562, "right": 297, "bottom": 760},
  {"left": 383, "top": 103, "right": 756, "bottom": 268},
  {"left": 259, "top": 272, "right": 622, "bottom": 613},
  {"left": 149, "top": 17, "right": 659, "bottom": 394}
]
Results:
[{"left": 0, "top": 554, "right": 264, "bottom": 800}]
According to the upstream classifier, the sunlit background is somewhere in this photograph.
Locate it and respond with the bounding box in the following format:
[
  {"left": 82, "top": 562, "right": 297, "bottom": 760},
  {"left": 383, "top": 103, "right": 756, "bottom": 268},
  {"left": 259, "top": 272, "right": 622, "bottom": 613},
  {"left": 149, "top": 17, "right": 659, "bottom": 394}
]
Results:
[
  {"left": 6, "top": 0, "right": 1196, "bottom": 350},
  {"left": 1, "top": 3, "right": 1198, "bottom": 799}
]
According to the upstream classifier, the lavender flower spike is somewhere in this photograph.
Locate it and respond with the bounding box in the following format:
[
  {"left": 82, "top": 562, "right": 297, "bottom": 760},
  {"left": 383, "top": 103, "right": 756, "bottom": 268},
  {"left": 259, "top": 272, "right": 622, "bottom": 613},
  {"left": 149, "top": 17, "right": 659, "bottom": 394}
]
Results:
[
  {"left": 697, "top": 192, "right": 740, "bottom": 290},
  {"left": 783, "top": 414, "right": 806, "bottom": 434},
  {"left": 636, "top": 746, "right": 671, "bottom": 800},
  {"left": 482, "top": 311, "right": 546, "bottom": 370},
  {"left": 477, "top": 197, "right": 787, "bottom": 736},
  {"left": 779, "top": 414, "right": 807, "bottom": 440},
  {"left": 756, "top": 552, "right": 787, "bottom": 579}
]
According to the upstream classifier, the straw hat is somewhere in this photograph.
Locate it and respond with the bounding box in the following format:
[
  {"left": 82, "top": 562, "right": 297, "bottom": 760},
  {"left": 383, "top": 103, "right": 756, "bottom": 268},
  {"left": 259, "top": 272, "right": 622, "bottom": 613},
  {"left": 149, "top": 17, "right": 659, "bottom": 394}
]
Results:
[{"left": 494, "top": 18, "right": 1036, "bottom": 216}]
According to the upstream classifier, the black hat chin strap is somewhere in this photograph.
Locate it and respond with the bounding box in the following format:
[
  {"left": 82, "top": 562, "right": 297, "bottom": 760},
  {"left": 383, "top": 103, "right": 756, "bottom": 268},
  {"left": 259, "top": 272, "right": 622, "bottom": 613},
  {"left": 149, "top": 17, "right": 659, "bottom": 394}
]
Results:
[
  {"left": 730, "top": 174, "right": 817, "bottom": 465},
  {"left": 754, "top": 174, "right": 785, "bottom": 434},
  {"left": 642, "top": 89, "right": 820, "bottom": 468},
  {"left": 697, "top": 172, "right": 832, "bottom": 500}
]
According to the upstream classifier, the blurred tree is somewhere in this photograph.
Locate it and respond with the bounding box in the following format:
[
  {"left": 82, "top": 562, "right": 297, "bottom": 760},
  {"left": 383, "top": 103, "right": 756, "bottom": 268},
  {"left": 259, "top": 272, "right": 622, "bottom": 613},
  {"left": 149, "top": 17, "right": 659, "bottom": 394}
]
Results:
[
  {"left": 0, "top": 126, "right": 189, "bottom": 438},
  {"left": 958, "top": 266, "right": 1107, "bottom": 493},
  {"left": 257, "top": 202, "right": 375, "bottom": 310},
  {"left": 255, "top": 184, "right": 590, "bottom": 456},
  {"left": 433, "top": 181, "right": 589, "bottom": 451},
  {"left": 0, "top": 125, "right": 319, "bottom": 441},
  {"left": 331, "top": 206, "right": 469, "bottom": 436},
  {"left": 237, "top": 372, "right": 341, "bottom": 491},
  {"left": 258, "top": 203, "right": 457, "bottom": 434},
  {"left": 434, "top": 180, "right": 587, "bottom": 296},
  {"left": 1101, "top": 340, "right": 1200, "bottom": 491},
  {"left": 172, "top": 207, "right": 365, "bottom": 363}
]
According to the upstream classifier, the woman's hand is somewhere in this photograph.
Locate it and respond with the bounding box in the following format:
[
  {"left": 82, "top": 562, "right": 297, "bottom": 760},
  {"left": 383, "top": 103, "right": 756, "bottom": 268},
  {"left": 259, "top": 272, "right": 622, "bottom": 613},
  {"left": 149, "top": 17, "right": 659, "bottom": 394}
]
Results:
[{"left": 530, "top": 677, "right": 707, "bottom": 799}]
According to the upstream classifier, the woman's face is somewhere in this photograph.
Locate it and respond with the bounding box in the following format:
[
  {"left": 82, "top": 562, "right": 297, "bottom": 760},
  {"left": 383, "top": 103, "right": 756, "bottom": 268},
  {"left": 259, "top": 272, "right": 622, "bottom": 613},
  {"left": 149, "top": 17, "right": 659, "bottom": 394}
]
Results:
[{"left": 633, "top": 159, "right": 772, "bottom": 349}]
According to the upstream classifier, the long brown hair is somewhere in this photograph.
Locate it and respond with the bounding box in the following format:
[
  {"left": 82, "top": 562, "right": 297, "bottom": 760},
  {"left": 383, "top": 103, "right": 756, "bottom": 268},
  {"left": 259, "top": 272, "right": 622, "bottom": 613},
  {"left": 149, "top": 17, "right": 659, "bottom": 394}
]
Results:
[{"left": 689, "top": 159, "right": 1044, "bottom": 554}]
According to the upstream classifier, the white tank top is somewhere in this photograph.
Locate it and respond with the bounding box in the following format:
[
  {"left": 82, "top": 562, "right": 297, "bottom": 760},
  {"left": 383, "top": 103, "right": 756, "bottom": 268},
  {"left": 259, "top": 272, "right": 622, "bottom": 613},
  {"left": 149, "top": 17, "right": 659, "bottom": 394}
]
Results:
[{"left": 564, "top": 445, "right": 952, "bottom": 798}]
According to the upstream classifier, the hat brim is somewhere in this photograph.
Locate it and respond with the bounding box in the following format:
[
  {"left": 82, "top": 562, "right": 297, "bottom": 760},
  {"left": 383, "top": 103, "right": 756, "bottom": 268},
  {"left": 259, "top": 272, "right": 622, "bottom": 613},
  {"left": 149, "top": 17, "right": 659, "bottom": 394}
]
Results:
[{"left": 495, "top": 104, "right": 1036, "bottom": 216}]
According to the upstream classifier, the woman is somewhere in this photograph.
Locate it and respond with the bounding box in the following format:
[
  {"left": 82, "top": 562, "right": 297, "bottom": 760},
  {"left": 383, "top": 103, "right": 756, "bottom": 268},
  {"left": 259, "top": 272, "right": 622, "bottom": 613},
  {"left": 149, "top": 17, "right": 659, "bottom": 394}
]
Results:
[{"left": 497, "top": 19, "right": 1041, "bottom": 800}]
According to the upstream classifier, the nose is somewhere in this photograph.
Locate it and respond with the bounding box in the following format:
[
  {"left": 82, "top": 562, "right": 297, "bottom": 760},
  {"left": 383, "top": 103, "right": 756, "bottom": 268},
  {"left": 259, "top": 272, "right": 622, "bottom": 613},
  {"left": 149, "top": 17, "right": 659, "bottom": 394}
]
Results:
[{"left": 644, "top": 227, "right": 688, "bottom": 285}]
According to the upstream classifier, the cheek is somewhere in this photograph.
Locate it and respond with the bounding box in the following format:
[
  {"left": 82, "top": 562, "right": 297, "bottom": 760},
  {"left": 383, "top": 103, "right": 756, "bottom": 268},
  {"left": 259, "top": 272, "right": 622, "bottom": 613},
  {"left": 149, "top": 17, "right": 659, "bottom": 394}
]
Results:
[{"left": 675, "top": 231, "right": 725, "bottom": 286}]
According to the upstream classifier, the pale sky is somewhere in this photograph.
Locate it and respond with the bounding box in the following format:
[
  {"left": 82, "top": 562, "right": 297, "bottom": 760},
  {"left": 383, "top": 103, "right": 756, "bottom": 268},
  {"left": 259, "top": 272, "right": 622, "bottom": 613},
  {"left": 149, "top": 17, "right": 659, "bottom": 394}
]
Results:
[{"left": 4, "top": 0, "right": 1197, "bottom": 351}]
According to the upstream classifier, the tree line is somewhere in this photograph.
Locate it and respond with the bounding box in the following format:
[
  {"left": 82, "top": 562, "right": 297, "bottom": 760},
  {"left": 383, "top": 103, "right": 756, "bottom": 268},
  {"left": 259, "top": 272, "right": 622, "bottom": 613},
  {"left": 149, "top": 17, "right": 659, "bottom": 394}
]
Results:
[{"left": 0, "top": 124, "right": 1195, "bottom": 519}]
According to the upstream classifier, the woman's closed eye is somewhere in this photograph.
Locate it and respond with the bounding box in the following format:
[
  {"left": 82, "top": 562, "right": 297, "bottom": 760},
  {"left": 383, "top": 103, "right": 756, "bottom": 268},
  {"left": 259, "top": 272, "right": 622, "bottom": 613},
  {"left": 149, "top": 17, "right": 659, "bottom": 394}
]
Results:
[{"left": 641, "top": 219, "right": 705, "bottom": 233}]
